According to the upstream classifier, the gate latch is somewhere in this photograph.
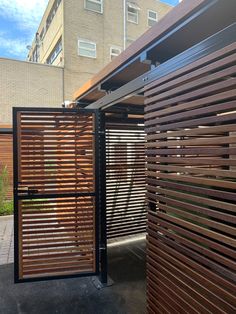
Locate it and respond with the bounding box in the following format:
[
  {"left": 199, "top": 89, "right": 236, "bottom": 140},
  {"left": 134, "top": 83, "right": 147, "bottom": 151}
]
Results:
[{"left": 17, "top": 186, "right": 39, "bottom": 196}]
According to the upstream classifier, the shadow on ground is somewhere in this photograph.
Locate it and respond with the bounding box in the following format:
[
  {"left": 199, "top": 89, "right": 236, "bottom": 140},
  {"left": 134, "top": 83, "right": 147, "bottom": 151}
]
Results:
[{"left": 0, "top": 239, "right": 146, "bottom": 314}]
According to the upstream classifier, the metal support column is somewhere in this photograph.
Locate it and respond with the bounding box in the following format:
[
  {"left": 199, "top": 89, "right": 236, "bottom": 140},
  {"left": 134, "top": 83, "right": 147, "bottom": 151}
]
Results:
[{"left": 95, "top": 110, "right": 108, "bottom": 285}]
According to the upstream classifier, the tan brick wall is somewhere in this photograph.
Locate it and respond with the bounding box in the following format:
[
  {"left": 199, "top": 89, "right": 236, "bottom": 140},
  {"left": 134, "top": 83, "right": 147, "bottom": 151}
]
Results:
[
  {"left": 27, "top": 0, "right": 64, "bottom": 66},
  {"left": 63, "top": 0, "right": 172, "bottom": 100},
  {"left": 27, "top": 0, "right": 172, "bottom": 101},
  {"left": 0, "top": 58, "right": 64, "bottom": 124},
  {"left": 39, "top": 4, "right": 64, "bottom": 66}
]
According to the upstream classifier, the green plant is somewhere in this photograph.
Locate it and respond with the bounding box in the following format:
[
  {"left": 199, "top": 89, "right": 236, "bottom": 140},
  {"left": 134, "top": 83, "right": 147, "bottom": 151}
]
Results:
[
  {"left": 0, "top": 200, "right": 13, "bottom": 216},
  {"left": 0, "top": 166, "right": 10, "bottom": 214}
]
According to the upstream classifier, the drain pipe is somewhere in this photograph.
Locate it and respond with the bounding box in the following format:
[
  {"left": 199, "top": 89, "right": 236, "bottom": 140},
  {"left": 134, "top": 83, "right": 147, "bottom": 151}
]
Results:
[{"left": 123, "top": 0, "right": 126, "bottom": 50}]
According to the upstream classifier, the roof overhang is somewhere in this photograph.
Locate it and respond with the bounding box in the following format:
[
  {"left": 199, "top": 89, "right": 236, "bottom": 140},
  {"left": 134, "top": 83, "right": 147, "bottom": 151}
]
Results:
[{"left": 74, "top": 0, "right": 236, "bottom": 111}]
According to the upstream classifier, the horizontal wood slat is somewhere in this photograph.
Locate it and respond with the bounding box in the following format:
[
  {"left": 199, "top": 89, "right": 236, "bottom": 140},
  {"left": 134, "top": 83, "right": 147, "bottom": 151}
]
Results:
[
  {"left": 17, "top": 111, "right": 94, "bottom": 196},
  {"left": 106, "top": 122, "right": 146, "bottom": 238},
  {"left": 0, "top": 133, "right": 13, "bottom": 199},
  {"left": 16, "top": 110, "right": 96, "bottom": 280},
  {"left": 145, "top": 43, "right": 236, "bottom": 313}
]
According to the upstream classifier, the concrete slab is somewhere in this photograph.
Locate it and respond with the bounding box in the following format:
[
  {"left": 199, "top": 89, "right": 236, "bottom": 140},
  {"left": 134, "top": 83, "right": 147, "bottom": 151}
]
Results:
[
  {"left": 0, "top": 215, "right": 14, "bottom": 265},
  {"left": 0, "top": 238, "right": 146, "bottom": 314}
]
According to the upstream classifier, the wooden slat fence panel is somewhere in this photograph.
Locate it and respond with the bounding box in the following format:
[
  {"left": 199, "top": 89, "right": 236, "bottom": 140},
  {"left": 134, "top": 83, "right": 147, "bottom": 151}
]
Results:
[
  {"left": 18, "top": 112, "right": 94, "bottom": 195},
  {"left": 106, "top": 121, "right": 146, "bottom": 238},
  {"left": 16, "top": 110, "right": 96, "bottom": 280},
  {"left": 0, "top": 133, "right": 13, "bottom": 199},
  {"left": 145, "top": 42, "right": 236, "bottom": 313},
  {"left": 19, "top": 196, "right": 95, "bottom": 278}
]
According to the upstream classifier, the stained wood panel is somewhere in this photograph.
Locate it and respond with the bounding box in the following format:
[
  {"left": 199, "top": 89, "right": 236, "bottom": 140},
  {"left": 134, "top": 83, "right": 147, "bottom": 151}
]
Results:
[
  {"left": 19, "top": 196, "right": 95, "bottom": 279},
  {"left": 145, "top": 43, "right": 236, "bottom": 313},
  {"left": 106, "top": 121, "right": 146, "bottom": 238},
  {"left": 18, "top": 111, "right": 94, "bottom": 195},
  {"left": 15, "top": 109, "right": 97, "bottom": 280},
  {"left": 0, "top": 133, "right": 13, "bottom": 199}
]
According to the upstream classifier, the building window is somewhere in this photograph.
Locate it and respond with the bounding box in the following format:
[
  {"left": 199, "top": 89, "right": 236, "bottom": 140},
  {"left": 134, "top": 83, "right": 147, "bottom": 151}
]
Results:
[
  {"left": 84, "top": 0, "right": 103, "bottom": 13},
  {"left": 78, "top": 40, "right": 97, "bottom": 58},
  {"left": 39, "top": 27, "right": 45, "bottom": 40},
  {"left": 32, "top": 46, "right": 40, "bottom": 62},
  {"left": 110, "top": 47, "right": 122, "bottom": 61},
  {"left": 46, "top": 38, "right": 62, "bottom": 64},
  {"left": 46, "top": 0, "right": 61, "bottom": 30},
  {"left": 148, "top": 10, "right": 158, "bottom": 27},
  {"left": 127, "top": 3, "right": 139, "bottom": 24}
]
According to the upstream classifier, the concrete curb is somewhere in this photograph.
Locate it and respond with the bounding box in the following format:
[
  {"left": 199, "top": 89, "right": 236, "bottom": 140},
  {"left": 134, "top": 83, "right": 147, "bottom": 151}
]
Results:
[{"left": 0, "top": 215, "right": 13, "bottom": 219}]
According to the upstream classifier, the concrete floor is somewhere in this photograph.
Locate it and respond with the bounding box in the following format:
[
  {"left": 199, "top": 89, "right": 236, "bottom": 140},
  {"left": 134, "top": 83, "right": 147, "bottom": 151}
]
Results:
[
  {"left": 0, "top": 237, "right": 146, "bottom": 314},
  {"left": 0, "top": 216, "right": 13, "bottom": 265}
]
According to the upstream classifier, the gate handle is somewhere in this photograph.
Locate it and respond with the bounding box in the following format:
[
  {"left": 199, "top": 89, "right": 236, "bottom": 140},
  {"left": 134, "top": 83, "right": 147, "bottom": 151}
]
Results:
[
  {"left": 17, "top": 187, "right": 39, "bottom": 195},
  {"left": 28, "top": 188, "right": 39, "bottom": 195}
]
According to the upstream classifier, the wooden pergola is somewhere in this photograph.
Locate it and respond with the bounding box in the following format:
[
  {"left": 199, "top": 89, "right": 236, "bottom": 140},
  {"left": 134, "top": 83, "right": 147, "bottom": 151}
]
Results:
[
  {"left": 13, "top": 0, "right": 236, "bottom": 312},
  {"left": 73, "top": 0, "right": 236, "bottom": 311}
]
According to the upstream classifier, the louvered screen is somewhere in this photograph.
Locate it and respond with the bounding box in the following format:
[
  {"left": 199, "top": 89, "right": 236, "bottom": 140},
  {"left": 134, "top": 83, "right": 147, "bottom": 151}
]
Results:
[
  {"left": 145, "top": 42, "right": 236, "bottom": 313},
  {"left": 14, "top": 109, "right": 97, "bottom": 281},
  {"left": 106, "top": 120, "right": 146, "bottom": 238},
  {"left": 0, "top": 133, "right": 13, "bottom": 199}
]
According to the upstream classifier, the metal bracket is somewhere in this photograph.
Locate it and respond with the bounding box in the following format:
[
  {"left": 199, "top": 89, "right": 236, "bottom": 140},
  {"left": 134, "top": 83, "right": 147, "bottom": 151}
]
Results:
[{"left": 92, "top": 276, "right": 114, "bottom": 290}]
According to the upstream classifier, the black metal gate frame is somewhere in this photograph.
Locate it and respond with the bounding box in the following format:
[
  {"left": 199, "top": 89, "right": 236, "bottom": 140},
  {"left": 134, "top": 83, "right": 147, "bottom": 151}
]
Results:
[{"left": 13, "top": 107, "right": 107, "bottom": 284}]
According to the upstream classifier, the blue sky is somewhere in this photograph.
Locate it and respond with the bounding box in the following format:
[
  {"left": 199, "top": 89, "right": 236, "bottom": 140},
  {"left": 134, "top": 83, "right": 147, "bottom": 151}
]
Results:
[
  {"left": 0, "top": 0, "right": 48, "bottom": 60},
  {"left": 0, "top": 0, "right": 179, "bottom": 61},
  {"left": 160, "top": 0, "right": 180, "bottom": 6}
]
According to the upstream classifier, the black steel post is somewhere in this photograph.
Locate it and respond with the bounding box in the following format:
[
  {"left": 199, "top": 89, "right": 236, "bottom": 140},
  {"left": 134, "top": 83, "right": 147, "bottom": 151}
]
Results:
[
  {"left": 12, "top": 108, "right": 19, "bottom": 283},
  {"left": 95, "top": 110, "right": 107, "bottom": 284}
]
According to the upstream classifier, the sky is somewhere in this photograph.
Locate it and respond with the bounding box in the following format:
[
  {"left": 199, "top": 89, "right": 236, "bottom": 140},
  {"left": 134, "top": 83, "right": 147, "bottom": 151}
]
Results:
[{"left": 0, "top": 0, "right": 179, "bottom": 61}]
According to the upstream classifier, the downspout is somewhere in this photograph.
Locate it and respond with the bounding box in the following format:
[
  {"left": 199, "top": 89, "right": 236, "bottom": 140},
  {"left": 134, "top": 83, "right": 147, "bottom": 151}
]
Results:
[{"left": 123, "top": 0, "right": 126, "bottom": 50}]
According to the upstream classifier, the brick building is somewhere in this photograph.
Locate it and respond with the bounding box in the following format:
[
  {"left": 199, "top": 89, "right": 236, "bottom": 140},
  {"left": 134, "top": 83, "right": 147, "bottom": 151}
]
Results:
[
  {"left": 27, "top": 0, "right": 172, "bottom": 100},
  {"left": 0, "top": 0, "right": 172, "bottom": 124}
]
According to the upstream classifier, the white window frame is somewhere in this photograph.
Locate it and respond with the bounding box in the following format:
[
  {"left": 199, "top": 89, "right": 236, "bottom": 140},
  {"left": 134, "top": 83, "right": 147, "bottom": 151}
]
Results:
[
  {"left": 110, "top": 47, "right": 122, "bottom": 61},
  {"left": 46, "top": 0, "right": 62, "bottom": 30},
  {"left": 47, "top": 38, "right": 62, "bottom": 64},
  {"left": 147, "top": 9, "right": 158, "bottom": 27},
  {"left": 78, "top": 39, "right": 97, "bottom": 59},
  {"left": 127, "top": 5, "right": 139, "bottom": 24},
  {"left": 84, "top": 0, "right": 103, "bottom": 14},
  {"left": 39, "top": 27, "right": 45, "bottom": 40}
]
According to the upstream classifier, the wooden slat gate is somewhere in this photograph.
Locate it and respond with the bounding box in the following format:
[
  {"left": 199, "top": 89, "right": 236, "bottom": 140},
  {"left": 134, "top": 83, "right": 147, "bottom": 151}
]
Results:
[
  {"left": 13, "top": 108, "right": 106, "bottom": 283},
  {"left": 106, "top": 118, "right": 146, "bottom": 238},
  {"left": 145, "top": 42, "right": 236, "bottom": 312}
]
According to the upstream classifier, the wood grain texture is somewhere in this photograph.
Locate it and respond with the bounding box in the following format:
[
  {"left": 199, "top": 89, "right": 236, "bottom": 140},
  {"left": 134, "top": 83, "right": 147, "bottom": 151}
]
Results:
[
  {"left": 0, "top": 133, "right": 13, "bottom": 199},
  {"left": 145, "top": 43, "right": 236, "bottom": 313},
  {"left": 16, "top": 111, "right": 96, "bottom": 279}
]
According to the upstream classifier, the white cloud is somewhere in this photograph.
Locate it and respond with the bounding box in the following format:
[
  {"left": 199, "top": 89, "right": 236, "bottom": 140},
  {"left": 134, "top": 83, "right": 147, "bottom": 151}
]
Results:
[
  {"left": 0, "top": 1, "right": 48, "bottom": 59},
  {"left": 0, "top": 0, "right": 48, "bottom": 32},
  {"left": 0, "top": 32, "right": 29, "bottom": 58}
]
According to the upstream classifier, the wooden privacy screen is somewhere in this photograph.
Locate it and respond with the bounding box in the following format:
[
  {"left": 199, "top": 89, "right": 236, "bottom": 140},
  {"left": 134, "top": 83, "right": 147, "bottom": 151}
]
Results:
[
  {"left": 15, "top": 110, "right": 97, "bottom": 280},
  {"left": 145, "top": 42, "right": 236, "bottom": 313},
  {"left": 17, "top": 112, "right": 94, "bottom": 195},
  {"left": 106, "top": 120, "right": 146, "bottom": 238},
  {"left": 0, "top": 133, "right": 13, "bottom": 199}
]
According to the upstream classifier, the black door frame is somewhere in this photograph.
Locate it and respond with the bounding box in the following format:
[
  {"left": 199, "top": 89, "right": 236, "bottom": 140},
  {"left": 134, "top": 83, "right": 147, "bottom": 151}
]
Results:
[{"left": 13, "top": 107, "right": 107, "bottom": 284}]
